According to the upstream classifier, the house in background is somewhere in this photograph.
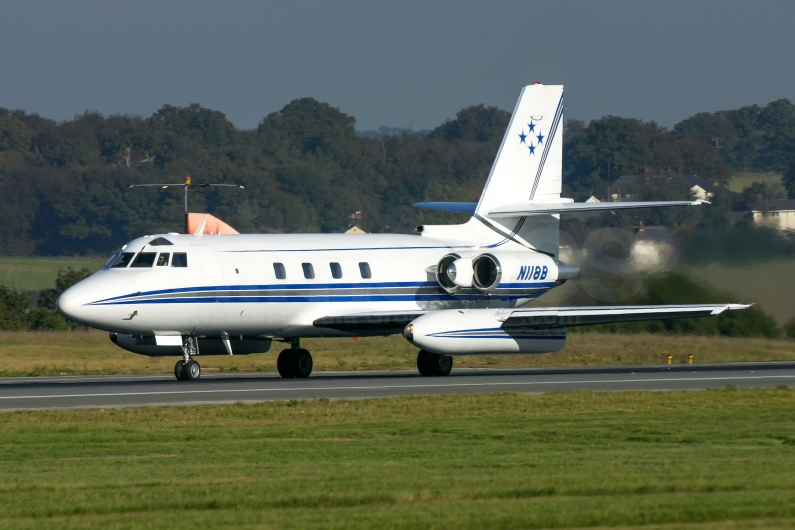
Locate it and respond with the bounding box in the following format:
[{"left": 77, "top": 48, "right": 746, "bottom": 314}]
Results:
[
  {"left": 609, "top": 174, "right": 717, "bottom": 202},
  {"left": 753, "top": 199, "right": 795, "bottom": 231},
  {"left": 609, "top": 175, "right": 639, "bottom": 201},
  {"left": 683, "top": 175, "right": 717, "bottom": 201},
  {"left": 630, "top": 224, "right": 675, "bottom": 272},
  {"left": 345, "top": 211, "right": 368, "bottom": 234}
]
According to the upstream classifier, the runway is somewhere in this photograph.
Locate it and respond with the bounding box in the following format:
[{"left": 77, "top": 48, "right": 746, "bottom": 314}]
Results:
[{"left": 1, "top": 361, "right": 794, "bottom": 410}]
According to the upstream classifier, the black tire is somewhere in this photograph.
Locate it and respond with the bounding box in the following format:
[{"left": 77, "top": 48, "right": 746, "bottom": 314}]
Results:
[
  {"left": 290, "top": 349, "right": 313, "bottom": 378},
  {"left": 277, "top": 349, "right": 293, "bottom": 378},
  {"left": 417, "top": 350, "right": 434, "bottom": 377},
  {"left": 431, "top": 354, "right": 453, "bottom": 377},
  {"left": 174, "top": 360, "right": 185, "bottom": 381},
  {"left": 184, "top": 360, "right": 201, "bottom": 381}
]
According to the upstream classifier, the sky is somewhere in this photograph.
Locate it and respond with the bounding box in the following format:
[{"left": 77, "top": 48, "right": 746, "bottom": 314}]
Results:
[{"left": 0, "top": 0, "right": 793, "bottom": 131}]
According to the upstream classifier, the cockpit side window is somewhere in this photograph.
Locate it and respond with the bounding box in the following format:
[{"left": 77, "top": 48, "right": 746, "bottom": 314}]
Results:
[
  {"left": 110, "top": 252, "right": 136, "bottom": 268},
  {"left": 157, "top": 253, "right": 170, "bottom": 266},
  {"left": 172, "top": 253, "right": 188, "bottom": 267},
  {"left": 131, "top": 252, "right": 157, "bottom": 268}
]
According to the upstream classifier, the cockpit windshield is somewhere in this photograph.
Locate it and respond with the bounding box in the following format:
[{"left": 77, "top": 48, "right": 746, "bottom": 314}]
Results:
[
  {"left": 131, "top": 252, "right": 157, "bottom": 268},
  {"left": 110, "top": 252, "right": 136, "bottom": 268}
]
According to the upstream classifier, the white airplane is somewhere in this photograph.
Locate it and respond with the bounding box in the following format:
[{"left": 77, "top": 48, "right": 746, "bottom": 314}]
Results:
[{"left": 56, "top": 84, "right": 748, "bottom": 381}]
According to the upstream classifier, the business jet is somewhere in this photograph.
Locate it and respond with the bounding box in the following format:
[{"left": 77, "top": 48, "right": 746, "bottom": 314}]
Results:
[{"left": 56, "top": 84, "right": 748, "bottom": 381}]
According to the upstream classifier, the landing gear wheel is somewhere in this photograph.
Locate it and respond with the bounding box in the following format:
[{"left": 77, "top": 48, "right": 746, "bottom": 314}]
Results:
[
  {"left": 290, "top": 349, "right": 313, "bottom": 378},
  {"left": 174, "top": 360, "right": 186, "bottom": 381},
  {"left": 417, "top": 350, "right": 435, "bottom": 377},
  {"left": 277, "top": 349, "right": 294, "bottom": 378},
  {"left": 184, "top": 360, "right": 201, "bottom": 381},
  {"left": 431, "top": 354, "right": 453, "bottom": 376},
  {"left": 417, "top": 350, "right": 452, "bottom": 376}
]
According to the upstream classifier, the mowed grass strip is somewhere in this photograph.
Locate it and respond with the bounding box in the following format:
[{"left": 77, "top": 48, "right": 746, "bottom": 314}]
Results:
[
  {"left": 0, "top": 257, "right": 106, "bottom": 291},
  {"left": 0, "top": 389, "right": 794, "bottom": 529},
  {"left": 1, "top": 330, "right": 794, "bottom": 377}
]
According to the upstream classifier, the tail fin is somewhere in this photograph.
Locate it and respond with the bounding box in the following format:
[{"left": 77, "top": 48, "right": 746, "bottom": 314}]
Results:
[{"left": 475, "top": 84, "right": 564, "bottom": 216}]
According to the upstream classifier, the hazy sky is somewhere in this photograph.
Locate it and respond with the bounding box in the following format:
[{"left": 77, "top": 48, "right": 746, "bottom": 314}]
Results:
[{"left": 1, "top": 0, "right": 793, "bottom": 131}]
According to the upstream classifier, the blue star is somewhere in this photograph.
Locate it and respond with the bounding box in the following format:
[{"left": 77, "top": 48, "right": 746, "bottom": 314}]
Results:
[
  {"left": 528, "top": 121, "right": 536, "bottom": 132},
  {"left": 518, "top": 131, "right": 527, "bottom": 144},
  {"left": 528, "top": 144, "right": 536, "bottom": 155},
  {"left": 537, "top": 132, "right": 545, "bottom": 144}
]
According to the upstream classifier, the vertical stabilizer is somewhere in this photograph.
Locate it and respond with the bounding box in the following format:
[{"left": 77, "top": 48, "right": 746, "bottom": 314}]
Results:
[
  {"left": 475, "top": 84, "right": 564, "bottom": 215},
  {"left": 474, "top": 84, "right": 564, "bottom": 256}
]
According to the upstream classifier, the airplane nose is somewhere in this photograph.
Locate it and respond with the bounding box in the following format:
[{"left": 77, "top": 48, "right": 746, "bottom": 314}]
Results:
[{"left": 56, "top": 285, "right": 82, "bottom": 321}]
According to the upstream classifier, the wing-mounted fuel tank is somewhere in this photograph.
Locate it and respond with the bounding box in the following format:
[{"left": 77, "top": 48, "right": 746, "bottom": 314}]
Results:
[
  {"left": 110, "top": 333, "right": 272, "bottom": 357},
  {"left": 435, "top": 251, "right": 578, "bottom": 295},
  {"left": 404, "top": 308, "right": 565, "bottom": 355}
]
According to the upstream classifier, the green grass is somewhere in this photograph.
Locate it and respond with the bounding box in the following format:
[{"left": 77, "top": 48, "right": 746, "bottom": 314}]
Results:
[
  {"left": 0, "top": 389, "right": 794, "bottom": 528},
  {"left": 727, "top": 172, "right": 783, "bottom": 193},
  {"left": 0, "top": 257, "right": 106, "bottom": 291},
  {"left": 1, "top": 330, "right": 794, "bottom": 377}
]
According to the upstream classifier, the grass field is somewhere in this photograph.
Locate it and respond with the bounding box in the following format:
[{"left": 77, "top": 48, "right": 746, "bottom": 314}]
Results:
[
  {"left": 1, "top": 330, "right": 794, "bottom": 377},
  {"left": 0, "top": 257, "right": 106, "bottom": 291},
  {"left": 685, "top": 259, "right": 795, "bottom": 326},
  {"left": 727, "top": 172, "right": 783, "bottom": 192},
  {"left": 0, "top": 389, "right": 794, "bottom": 529}
]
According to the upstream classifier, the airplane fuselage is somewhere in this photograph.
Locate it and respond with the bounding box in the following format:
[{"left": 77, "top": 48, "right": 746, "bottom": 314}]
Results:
[{"left": 57, "top": 231, "right": 553, "bottom": 339}]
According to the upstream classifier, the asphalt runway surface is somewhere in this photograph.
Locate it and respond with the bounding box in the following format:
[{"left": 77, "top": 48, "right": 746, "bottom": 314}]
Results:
[{"left": 1, "top": 361, "right": 794, "bottom": 410}]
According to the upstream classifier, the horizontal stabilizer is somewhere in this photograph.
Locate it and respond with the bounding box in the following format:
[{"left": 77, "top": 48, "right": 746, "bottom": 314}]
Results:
[
  {"left": 413, "top": 202, "right": 477, "bottom": 215},
  {"left": 501, "top": 304, "right": 749, "bottom": 328},
  {"left": 488, "top": 200, "right": 706, "bottom": 218}
]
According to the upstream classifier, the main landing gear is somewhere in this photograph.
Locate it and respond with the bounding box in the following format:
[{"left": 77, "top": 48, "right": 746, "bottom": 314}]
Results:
[
  {"left": 417, "top": 350, "right": 453, "bottom": 377},
  {"left": 277, "top": 339, "right": 313, "bottom": 378},
  {"left": 174, "top": 336, "right": 201, "bottom": 381}
]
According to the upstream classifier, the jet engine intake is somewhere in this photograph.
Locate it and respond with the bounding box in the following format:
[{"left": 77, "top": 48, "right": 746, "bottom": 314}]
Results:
[{"left": 472, "top": 252, "right": 559, "bottom": 292}]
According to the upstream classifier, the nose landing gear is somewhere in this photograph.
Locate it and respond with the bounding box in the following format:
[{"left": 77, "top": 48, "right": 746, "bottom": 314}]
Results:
[
  {"left": 417, "top": 350, "right": 452, "bottom": 377},
  {"left": 174, "top": 336, "right": 201, "bottom": 381},
  {"left": 277, "top": 339, "right": 313, "bottom": 378}
]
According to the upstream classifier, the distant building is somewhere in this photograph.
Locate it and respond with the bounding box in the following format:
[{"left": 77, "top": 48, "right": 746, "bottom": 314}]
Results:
[
  {"left": 609, "top": 174, "right": 717, "bottom": 202},
  {"left": 752, "top": 199, "right": 795, "bottom": 231},
  {"left": 683, "top": 174, "right": 717, "bottom": 201},
  {"left": 575, "top": 195, "right": 601, "bottom": 203},
  {"left": 345, "top": 211, "right": 367, "bottom": 234},
  {"left": 630, "top": 224, "right": 674, "bottom": 272},
  {"left": 609, "top": 176, "right": 639, "bottom": 201}
]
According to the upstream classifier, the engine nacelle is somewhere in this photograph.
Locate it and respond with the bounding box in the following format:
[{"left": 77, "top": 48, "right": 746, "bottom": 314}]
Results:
[
  {"left": 110, "top": 333, "right": 272, "bottom": 357},
  {"left": 436, "top": 252, "right": 479, "bottom": 293},
  {"left": 404, "top": 309, "right": 566, "bottom": 355},
  {"left": 472, "top": 252, "right": 559, "bottom": 292}
]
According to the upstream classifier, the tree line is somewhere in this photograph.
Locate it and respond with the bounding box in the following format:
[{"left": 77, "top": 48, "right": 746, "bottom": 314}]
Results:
[{"left": 1, "top": 96, "right": 795, "bottom": 257}]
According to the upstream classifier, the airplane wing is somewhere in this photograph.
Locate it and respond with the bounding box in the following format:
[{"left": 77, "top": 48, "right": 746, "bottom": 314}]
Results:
[
  {"left": 313, "top": 304, "right": 750, "bottom": 335},
  {"left": 313, "top": 310, "right": 427, "bottom": 335},
  {"left": 500, "top": 304, "right": 750, "bottom": 328}
]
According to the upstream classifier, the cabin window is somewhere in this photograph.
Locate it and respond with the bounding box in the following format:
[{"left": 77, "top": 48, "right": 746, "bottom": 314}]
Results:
[
  {"left": 273, "top": 263, "right": 286, "bottom": 279},
  {"left": 110, "top": 252, "right": 135, "bottom": 268},
  {"left": 172, "top": 252, "right": 188, "bottom": 267},
  {"left": 156, "top": 253, "right": 170, "bottom": 266},
  {"left": 359, "top": 262, "right": 372, "bottom": 279},
  {"left": 131, "top": 252, "right": 157, "bottom": 268},
  {"left": 302, "top": 263, "right": 315, "bottom": 279},
  {"left": 330, "top": 262, "right": 343, "bottom": 279}
]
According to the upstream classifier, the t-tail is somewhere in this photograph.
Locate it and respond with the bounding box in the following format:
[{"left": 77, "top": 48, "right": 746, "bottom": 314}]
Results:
[{"left": 415, "top": 83, "right": 704, "bottom": 256}]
